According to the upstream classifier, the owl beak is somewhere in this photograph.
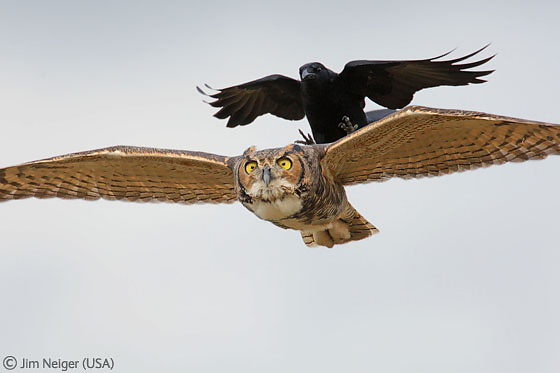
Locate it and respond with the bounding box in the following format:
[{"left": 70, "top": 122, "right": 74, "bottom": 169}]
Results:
[{"left": 262, "top": 165, "right": 271, "bottom": 186}]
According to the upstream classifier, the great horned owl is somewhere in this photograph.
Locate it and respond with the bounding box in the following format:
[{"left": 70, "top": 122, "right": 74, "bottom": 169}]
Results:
[
  {"left": 233, "top": 144, "right": 377, "bottom": 247},
  {"left": 1, "top": 106, "right": 559, "bottom": 248}
]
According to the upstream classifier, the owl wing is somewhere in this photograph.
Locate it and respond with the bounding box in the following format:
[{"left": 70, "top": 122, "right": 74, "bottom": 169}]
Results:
[
  {"left": 320, "top": 106, "right": 560, "bottom": 186},
  {"left": 0, "top": 145, "right": 236, "bottom": 204}
]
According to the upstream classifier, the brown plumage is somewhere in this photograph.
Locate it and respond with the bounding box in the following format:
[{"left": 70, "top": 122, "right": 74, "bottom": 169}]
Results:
[{"left": 1, "top": 106, "right": 559, "bottom": 247}]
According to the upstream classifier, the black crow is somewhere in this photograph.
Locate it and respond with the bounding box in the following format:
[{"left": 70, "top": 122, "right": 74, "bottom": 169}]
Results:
[{"left": 198, "top": 46, "right": 494, "bottom": 144}]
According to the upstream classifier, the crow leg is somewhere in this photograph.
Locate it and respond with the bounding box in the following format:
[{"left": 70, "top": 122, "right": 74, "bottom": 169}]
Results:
[
  {"left": 295, "top": 129, "right": 316, "bottom": 145},
  {"left": 338, "top": 116, "right": 358, "bottom": 135}
]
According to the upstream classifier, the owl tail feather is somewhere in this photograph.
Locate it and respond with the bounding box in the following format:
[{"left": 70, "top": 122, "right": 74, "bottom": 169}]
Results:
[{"left": 301, "top": 203, "right": 379, "bottom": 248}]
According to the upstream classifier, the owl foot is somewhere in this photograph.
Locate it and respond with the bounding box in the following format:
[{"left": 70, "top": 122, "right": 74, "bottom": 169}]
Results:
[
  {"left": 295, "top": 129, "right": 316, "bottom": 145},
  {"left": 338, "top": 116, "right": 358, "bottom": 135},
  {"left": 313, "top": 231, "right": 334, "bottom": 248},
  {"left": 311, "top": 222, "right": 352, "bottom": 249}
]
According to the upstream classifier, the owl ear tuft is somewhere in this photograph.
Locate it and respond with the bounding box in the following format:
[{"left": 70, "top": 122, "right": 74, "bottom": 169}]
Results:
[
  {"left": 291, "top": 144, "right": 303, "bottom": 153},
  {"left": 243, "top": 146, "right": 257, "bottom": 156},
  {"left": 282, "top": 144, "right": 304, "bottom": 154}
]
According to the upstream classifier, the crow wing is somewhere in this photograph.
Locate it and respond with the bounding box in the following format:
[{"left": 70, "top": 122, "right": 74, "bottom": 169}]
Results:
[
  {"left": 0, "top": 146, "right": 236, "bottom": 204},
  {"left": 338, "top": 46, "right": 494, "bottom": 109},
  {"left": 198, "top": 74, "right": 305, "bottom": 127},
  {"left": 320, "top": 106, "right": 560, "bottom": 186}
]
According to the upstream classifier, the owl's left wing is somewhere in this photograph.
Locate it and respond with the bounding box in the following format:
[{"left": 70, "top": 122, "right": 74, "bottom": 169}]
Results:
[
  {"left": 0, "top": 146, "right": 236, "bottom": 204},
  {"left": 320, "top": 106, "right": 560, "bottom": 186}
]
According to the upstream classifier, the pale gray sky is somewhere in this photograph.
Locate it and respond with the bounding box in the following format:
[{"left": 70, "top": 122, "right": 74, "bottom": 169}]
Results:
[{"left": 0, "top": 1, "right": 559, "bottom": 372}]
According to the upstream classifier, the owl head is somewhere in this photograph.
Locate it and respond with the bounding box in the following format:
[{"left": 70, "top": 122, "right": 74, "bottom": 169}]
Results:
[{"left": 233, "top": 144, "right": 318, "bottom": 203}]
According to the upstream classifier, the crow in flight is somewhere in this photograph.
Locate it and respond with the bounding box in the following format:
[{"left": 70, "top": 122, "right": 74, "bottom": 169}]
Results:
[{"left": 198, "top": 46, "right": 494, "bottom": 144}]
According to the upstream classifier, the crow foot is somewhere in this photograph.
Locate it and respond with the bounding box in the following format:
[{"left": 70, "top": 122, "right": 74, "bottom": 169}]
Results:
[
  {"left": 338, "top": 116, "right": 358, "bottom": 135},
  {"left": 295, "top": 129, "right": 316, "bottom": 145}
]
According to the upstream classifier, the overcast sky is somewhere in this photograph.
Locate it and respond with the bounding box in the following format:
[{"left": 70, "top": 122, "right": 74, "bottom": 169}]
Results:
[{"left": 0, "top": 1, "right": 559, "bottom": 372}]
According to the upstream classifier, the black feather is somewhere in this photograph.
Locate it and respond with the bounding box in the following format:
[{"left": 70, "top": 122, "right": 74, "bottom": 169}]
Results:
[{"left": 199, "top": 46, "right": 494, "bottom": 143}]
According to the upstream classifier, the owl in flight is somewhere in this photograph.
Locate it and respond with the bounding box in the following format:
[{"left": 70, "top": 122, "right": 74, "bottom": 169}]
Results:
[
  {"left": 198, "top": 46, "right": 493, "bottom": 143},
  {"left": 1, "top": 106, "right": 559, "bottom": 248}
]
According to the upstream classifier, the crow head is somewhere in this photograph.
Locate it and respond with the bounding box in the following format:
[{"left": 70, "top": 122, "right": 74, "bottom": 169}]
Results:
[{"left": 299, "top": 62, "right": 329, "bottom": 82}]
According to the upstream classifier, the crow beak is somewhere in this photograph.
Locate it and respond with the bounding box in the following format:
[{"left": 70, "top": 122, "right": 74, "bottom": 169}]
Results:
[
  {"left": 262, "top": 165, "right": 271, "bottom": 186},
  {"left": 301, "top": 69, "right": 316, "bottom": 81}
]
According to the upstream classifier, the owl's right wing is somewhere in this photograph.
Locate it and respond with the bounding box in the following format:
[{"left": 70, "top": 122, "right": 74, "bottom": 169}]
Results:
[
  {"left": 0, "top": 146, "right": 236, "bottom": 204},
  {"left": 320, "top": 106, "right": 560, "bottom": 186}
]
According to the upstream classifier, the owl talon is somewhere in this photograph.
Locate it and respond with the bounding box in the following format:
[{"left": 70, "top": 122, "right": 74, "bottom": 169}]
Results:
[
  {"left": 295, "top": 129, "right": 316, "bottom": 145},
  {"left": 338, "top": 116, "right": 358, "bottom": 135}
]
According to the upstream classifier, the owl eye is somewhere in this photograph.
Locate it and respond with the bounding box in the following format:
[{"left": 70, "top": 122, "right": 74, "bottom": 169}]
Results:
[
  {"left": 277, "top": 157, "right": 292, "bottom": 170},
  {"left": 245, "top": 161, "right": 257, "bottom": 174}
]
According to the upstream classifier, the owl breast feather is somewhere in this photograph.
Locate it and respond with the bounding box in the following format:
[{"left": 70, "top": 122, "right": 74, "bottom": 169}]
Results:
[{"left": 243, "top": 195, "right": 303, "bottom": 222}]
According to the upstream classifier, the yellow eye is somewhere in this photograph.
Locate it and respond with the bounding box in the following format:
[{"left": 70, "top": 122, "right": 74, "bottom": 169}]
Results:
[
  {"left": 277, "top": 157, "right": 292, "bottom": 170},
  {"left": 245, "top": 161, "right": 257, "bottom": 174}
]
